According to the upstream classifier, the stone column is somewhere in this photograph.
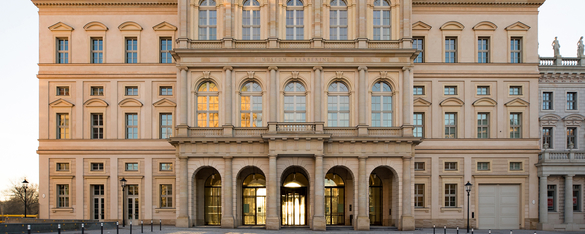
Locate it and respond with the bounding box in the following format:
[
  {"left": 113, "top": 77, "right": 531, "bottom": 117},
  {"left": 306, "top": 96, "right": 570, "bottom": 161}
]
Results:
[
  {"left": 357, "top": 0, "right": 367, "bottom": 48},
  {"left": 539, "top": 175, "right": 548, "bottom": 224},
  {"left": 176, "top": 157, "right": 190, "bottom": 227},
  {"left": 269, "top": 0, "right": 277, "bottom": 38},
  {"left": 177, "top": 68, "right": 189, "bottom": 136},
  {"left": 269, "top": 67, "right": 278, "bottom": 122},
  {"left": 221, "top": 156, "right": 235, "bottom": 228},
  {"left": 177, "top": 0, "right": 189, "bottom": 48},
  {"left": 313, "top": 67, "right": 323, "bottom": 122},
  {"left": 400, "top": 156, "right": 415, "bottom": 230},
  {"left": 223, "top": 67, "right": 234, "bottom": 135},
  {"left": 356, "top": 156, "right": 370, "bottom": 230},
  {"left": 313, "top": 155, "right": 326, "bottom": 230},
  {"left": 402, "top": 67, "right": 413, "bottom": 137},
  {"left": 401, "top": 0, "right": 412, "bottom": 48},
  {"left": 358, "top": 66, "right": 367, "bottom": 125},
  {"left": 266, "top": 155, "right": 280, "bottom": 230},
  {"left": 565, "top": 174, "right": 574, "bottom": 224},
  {"left": 224, "top": 0, "right": 232, "bottom": 38},
  {"left": 313, "top": 0, "right": 321, "bottom": 38}
]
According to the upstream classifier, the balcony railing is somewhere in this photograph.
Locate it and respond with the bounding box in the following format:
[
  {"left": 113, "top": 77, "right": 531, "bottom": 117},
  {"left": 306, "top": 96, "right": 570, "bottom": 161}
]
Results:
[
  {"left": 539, "top": 57, "right": 584, "bottom": 66},
  {"left": 187, "top": 124, "right": 405, "bottom": 138},
  {"left": 188, "top": 39, "right": 401, "bottom": 49},
  {"left": 539, "top": 150, "right": 585, "bottom": 162}
]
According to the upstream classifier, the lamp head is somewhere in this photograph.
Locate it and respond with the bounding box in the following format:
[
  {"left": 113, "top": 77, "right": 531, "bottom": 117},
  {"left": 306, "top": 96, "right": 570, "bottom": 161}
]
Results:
[
  {"left": 465, "top": 181, "right": 472, "bottom": 192},
  {"left": 22, "top": 179, "right": 29, "bottom": 188},
  {"left": 120, "top": 178, "right": 127, "bottom": 188}
]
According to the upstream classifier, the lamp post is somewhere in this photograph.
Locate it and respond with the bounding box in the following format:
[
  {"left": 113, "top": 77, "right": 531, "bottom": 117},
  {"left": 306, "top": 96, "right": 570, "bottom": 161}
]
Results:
[
  {"left": 465, "top": 181, "right": 472, "bottom": 233},
  {"left": 22, "top": 179, "right": 29, "bottom": 218},
  {"left": 120, "top": 178, "right": 127, "bottom": 227}
]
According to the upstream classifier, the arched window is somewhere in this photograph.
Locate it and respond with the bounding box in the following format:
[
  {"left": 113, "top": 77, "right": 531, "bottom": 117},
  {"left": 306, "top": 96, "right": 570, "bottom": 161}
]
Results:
[
  {"left": 199, "top": 0, "right": 217, "bottom": 40},
  {"left": 242, "top": 0, "right": 261, "bottom": 40},
  {"left": 371, "top": 81, "right": 392, "bottom": 127},
  {"left": 204, "top": 173, "right": 221, "bottom": 225},
  {"left": 284, "top": 81, "right": 306, "bottom": 122},
  {"left": 329, "top": 0, "right": 347, "bottom": 40},
  {"left": 373, "top": 0, "right": 391, "bottom": 40},
  {"left": 241, "top": 81, "right": 263, "bottom": 127},
  {"left": 327, "top": 81, "right": 350, "bottom": 127},
  {"left": 197, "top": 81, "right": 219, "bottom": 127},
  {"left": 286, "top": 0, "right": 304, "bottom": 40}
]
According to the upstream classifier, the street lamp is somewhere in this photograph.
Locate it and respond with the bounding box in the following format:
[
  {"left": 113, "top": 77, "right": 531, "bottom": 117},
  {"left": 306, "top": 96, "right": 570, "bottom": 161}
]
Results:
[
  {"left": 120, "top": 178, "right": 127, "bottom": 227},
  {"left": 22, "top": 179, "right": 29, "bottom": 218},
  {"left": 465, "top": 181, "right": 472, "bottom": 233}
]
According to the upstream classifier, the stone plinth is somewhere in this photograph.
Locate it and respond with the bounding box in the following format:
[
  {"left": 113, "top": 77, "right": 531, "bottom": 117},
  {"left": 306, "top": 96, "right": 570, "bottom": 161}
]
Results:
[
  {"left": 312, "top": 216, "right": 326, "bottom": 231},
  {"left": 265, "top": 217, "right": 280, "bottom": 230},
  {"left": 176, "top": 216, "right": 190, "bottom": 228},
  {"left": 355, "top": 216, "right": 370, "bottom": 231},
  {"left": 401, "top": 215, "right": 415, "bottom": 231}
]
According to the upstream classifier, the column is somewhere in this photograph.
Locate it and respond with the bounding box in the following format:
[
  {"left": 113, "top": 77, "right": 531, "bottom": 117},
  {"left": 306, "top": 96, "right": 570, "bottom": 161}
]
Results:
[
  {"left": 539, "top": 175, "right": 548, "bottom": 224},
  {"left": 269, "top": 0, "right": 277, "bottom": 38},
  {"left": 313, "top": 67, "right": 323, "bottom": 122},
  {"left": 224, "top": 0, "right": 232, "bottom": 38},
  {"left": 266, "top": 155, "right": 280, "bottom": 230},
  {"left": 313, "top": 155, "right": 326, "bottom": 230},
  {"left": 269, "top": 67, "right": 278, "bottom": 122},
  {"left": 356, "top": 156, "right": 370, "bottom": 230},
  {"left": 401, "top": 0, "right": 412, "bottom": 48},
  {"left": 565, "top": 175, "right": 574, "bottom": 224},
  {"left": 176, "top": 157, "right": 190, "bottom": 227},
  {"left": 400, "top": 156, "right": 415, "bottom": 230},
  {"left": 358, "top": 66, "right": 367, "bottom": 125},
  {"left": 221, "top": 156, "right": 235, "bottom": 228},
  {"left": 358, "top": 0, "right": 366, "bottom": 38},
  {"left": 313, "top": 0, "right": 321, "bottom": 38},
  {"left": 402, "top": 67, "right": 413, "bottom": 137},
  {"left": 177, "top": 0, "right": 189, "bottom": 48},
  {"left": 223, "top": 67, "right": 234, "bottom": 136},
  {"left": 177, "top": 68, "right": 189, "bottom": 136}
]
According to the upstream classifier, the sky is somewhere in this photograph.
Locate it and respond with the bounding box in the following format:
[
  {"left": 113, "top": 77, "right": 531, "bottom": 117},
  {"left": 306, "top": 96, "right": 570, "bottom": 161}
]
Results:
[{"left": 0, "top": 0, "right": 582, "bottom": 200}]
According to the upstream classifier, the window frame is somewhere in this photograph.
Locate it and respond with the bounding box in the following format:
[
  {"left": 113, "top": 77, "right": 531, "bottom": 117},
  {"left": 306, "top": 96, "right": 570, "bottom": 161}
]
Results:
[
  {"left": 444, "top": 113, "right": 457, "bottom": 138},
  {"left": 90, "top": 86, "right": 104, "bottom": 96},
  {"left": 567, "top": 92, "right": 577, "bottom": 110},
  {"left": 477, "top": 112, "right": 489, "bottom": 139},
  {"left": 509, "top": 86, "right": 522, "bottom": 96},
  {"left": 91, "top": 113, "right": 104, "bottom": 139},
  {"left": 242, "top": 0, "right": 261, "bottom": 40},
  {"left": 125, "top": 113, "right": 138, "bottom": 139},
  {"left": 444, "top": 184, "right": 457, "bottom": 207},
  {"left": 125, "top": 37, "right": 138, "bottom": 64},
  {"left": 159, "top": 86, "right": 173, "bottom": 96},
  {"left": 413, "top": 112, "right": 424, "bottom": 138},
  {"left": 91, "top": 37, "right": 103, "bottom": 64},
  {"left": 509, "top": 113, "right": 522, "bottom": 138},
  {"left": 542, "top": 127, "right": 553, "bottom": 149},
  {"left": 414, "top": 162, "right": 425, "bottom": 171},
  {"left": 160, "top": 113, "right": 173, "bottom": 139},
  {"left": 371, "top": 81, "right": 393, "bottom": 127},
  {"left": 372, "top": 0, "right": 391, "bottom": 41},
  {"left": 542, "top": 92, "right": 553, "bottom": 110},
  {"left": 567, "top": 127, "right": 577, "bottom": 149},
  {"left": 160, "top": 37, "right": 173, "bottom": 63},
  {"left": 413, "top": 37, "right": 424, "bottom": 63},
  {"left": 444, "top": 162, "right": 457, "bottom": 171},
  {"left": 509, "top": 162, "right": 523, "bottom": 171},
  {"left": 413, "top": 86, "right": 424, "bottom": 95},
  {"left": 574, "top": 185, "right": 582, "bottom": 212},
  {"left": 445, "top": 37, "right": 457, "bottom": 63},
  {"left": 125, "top": 163, "right": 139, "bottom": 171},
  {"left": 125, "top": 86, "right": 138, "bottom": 96},
  {"left": 510, "top": 37, "right": 522, "bottom": 63},
  {"left": 56, "top": 86, "right": 70, "bottom": 96},
  {"left": 477, "top": 162, "right": 490, "bottom": 171},
  {"left": 285, "top": 0, "right": 304, "bottom": 40},
  {"left": 160, "top": 184, "right": 173, "bottom": 208},
  {"left": 444, "top": 86, "right": 457, "bottom": 95},
  {"left": 240, "top": 81, "right": 263, "bottom": 127},
  {"left": 329, "top": 0, "right": 348, "bottom": 40},
  {"left": 57, "top": 184, "right": 70, "bottom": 208},
  {"left": 327, "top": 81, "right": 350, "bottom": 127},
  {"left": 283, "top": 81, "right": 307, "bottom": 122},
  {"left": 196, "top": 81, "right": 220, "bottom": 127},
  {"left": 547, "top": 185, "right": 556, "bottom": 211},
  {"left": 91, "top": 162, "right": 104, "bottom": 171},
  {"left": 199, "top": 0, "right": 218, "bottom": 40},
  {"left": 414, "top": 184, "right": 425, "bottom": 208},
  {"left": 56, "top": 163, "right": 70, "bottom": 171},
  {"left": 477, "top": 86, "right": 489, "bottom": 95},
  {"left": 159, "top": 163, "right": 173, "bottom": 171},
  {"left": 57, "top": 113, "right": 70, "bottom": 139},
  {"left": 477, "top": 37, "right": 489, "bottom": 63},
  {"left": 56, "top": 38, "right": 69, "bottom": 64}
]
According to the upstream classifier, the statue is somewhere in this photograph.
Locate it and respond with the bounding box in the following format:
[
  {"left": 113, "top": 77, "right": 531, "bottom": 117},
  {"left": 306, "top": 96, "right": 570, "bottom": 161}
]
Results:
[
  {"left": 552, "top": 36, "right": 561, "bottom": 57},
  {"left": 578, "top": 36, "right": 584, "bottom": 57}
]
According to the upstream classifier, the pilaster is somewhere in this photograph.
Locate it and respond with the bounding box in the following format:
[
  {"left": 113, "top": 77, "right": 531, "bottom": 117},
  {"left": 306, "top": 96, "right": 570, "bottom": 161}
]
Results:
[
  {"left": 176, "top": 157, "right": 190, "bottom": 227},
  {"left": 221, "top": 156, "right": 235, "bottom": 228},
  {"left": 265, "top": 155, "right": 280, "bottom": 230},
  {"left": 539, "top": 175, "right": 548, "bottom": 224},
  {"left": 177, "top": 67, "right": 189, "bottom": 137},
  {"left": 356, "top": 155, "right": 370, "bottom": 230},
  {"left": 269, "top": 67, "right": 278, "bottom": 122},
  {"left": 400, "top": 156, "right": 415, "bottom": 231},
  {"left": 313, "top": 66, "right": 323, "bottom": 122},
  {"left": 313, "top": 154, "right": 326, "bottom": 231},
  {"left": 564, "top": 174, "right": 574, "bottom": 224}
]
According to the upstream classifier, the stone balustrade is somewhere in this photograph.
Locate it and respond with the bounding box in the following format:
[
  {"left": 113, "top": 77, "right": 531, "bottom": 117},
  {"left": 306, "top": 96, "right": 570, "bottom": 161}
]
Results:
[
  {"left": 539, "top": 57, "right": 585, "bottom": 66},
  {"left": 189, "top": 39, "right": 401, "bottom": 49},
  {"left": 188, "top": 124, "right": 404, "bottom": 138},
  {"left": 539, "top": 150, "right": 585, "bottom": 162}
]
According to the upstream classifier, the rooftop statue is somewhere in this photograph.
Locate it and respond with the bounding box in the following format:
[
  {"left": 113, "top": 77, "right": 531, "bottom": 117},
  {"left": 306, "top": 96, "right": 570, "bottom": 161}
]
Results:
[
  {"left": 578, "top": 36, "right": 584, "bottom": 57},
  {"left": 552, "top": 36, "right": 561, "bottom": 57}
]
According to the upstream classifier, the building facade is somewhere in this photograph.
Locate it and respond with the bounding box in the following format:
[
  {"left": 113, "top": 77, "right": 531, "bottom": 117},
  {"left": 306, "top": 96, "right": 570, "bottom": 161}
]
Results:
[{"left": 35, "top": 0, "right": 546, "bottom": 231}]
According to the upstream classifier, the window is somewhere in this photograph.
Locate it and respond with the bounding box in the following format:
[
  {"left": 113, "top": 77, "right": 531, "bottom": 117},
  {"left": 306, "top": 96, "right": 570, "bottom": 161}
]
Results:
[
  {"left": 542, "top": 127, "right": 552, "bottom": 149},
  {"left": 445, "top": 37, "right": 457, "bottom": 63},
  {"left": 57, "top": 185, "right": 69, "bottom": 207},
  {"left": 542, "top": 92, "right": 553, "bottom": 110},
  {"left": 160, "top": 184, "right": 173, "bottom": 208},
  {"left": 160, "top": 86, "right": 173, "bottom": 96},
  {"left": 91, "top": 113, "right": 104, "bottom": 139},
  {"left": 413, "top": 112, "right": 424, "bottom": 138},
  {"left": 242, "top": 0, "right": 260, "bottom": 40},
  {"left": 57, "top": 86, "right": 69, "bottom": 96},
  {"left": 57, "top": 38, "right": 69, "bottom": 64},
  {"left": 444, "top": 86, "right": 457, "bottom": 95},
  {"left": 125, "top": 113, "right": 138, "bottom": 139},
  {"left": 91, "top": 38, "right": 103, "bottom": 63},
  {"left": 510, "top": 37, "right": 522, "bottom": 63},
  {"left": 567, "top": 127, "right": 577, "bottom": 149},
  {"left": 477, "top": 86, "right": 489, "bottom": 95},
  {"left": 567, "top": 92, "right": 577, "bottom": 110},
  {"left": 197, "top": 81, "right": 219, "bottom": 127},
  {"left": 199, "top": 0, "right": 217, "bottom": 40},
  {"left": 477, "top": 162, "right": 490, "bottom": 171},
  {"left": 327, "top": 81, "right": 350, "bottom": 127},
  {"left": 160, "top": 38, "right": 173, "bottom": 63},
  {"left": 478, "top": 37, "right": 489, "bottom": 63},
  {"left": 415, "top": 184, "right": 425, "bottom": 208},
  {"left": 444, "top": 184, "right": 457, "bottom": 207},
  {"left": 91, "top": 86, "right": 103, "bottom": 96},
  {"left": 371, "top": 82, "right": 393, "bottom": 127},
  {"left": 56, "top": 163, "right": 69, "bottom": 171},
  {"left": 509, "top": 162, "right": 522, "bottom": 171},
  {"left": 413, "top": 86, "right": 424, "bottom": 95},
  {"left": 413, "top": 37, "right": 424, "bottom": 63},
  {"left": 444, "top": 162, "right": 457, "bottom": 171},
  {"left": 477, "top": 113, "right": 489, "bottom": 138},
  {"left": 286, "top": 0, "right": 304, "bottom": 40},
  {"left": 444, "top": 113, "right": 457, "bottom": 138},
  {"left": 547, "top": 185, "right": 556, "bottom": 211},
  {"left": 125, "top": 38, "right": 138, "bottom": 63},
  {"left": 284, "top": 81, "right": 306, "bottom": 122},
  {"left": 160, "top": 113, "right": 173, "bottom": 139},
  {"left": 574, "top": 185, "right": 581, "bottom": 211},
  {"left": 510, "top": 113, "right": 521, "bottom": 138},
  {"left": 509, "top": 86, "right": 522, "bottom": 95},
  {"left": 125, "top": 163, "right": 138, "bottom": 171},
  {"left": 373, "top": 0, "right": 390, "bottom": 40},
  {"left": 414, "top": 162, "right": 425, "bottom": 171},
  {"left": 160, "top": 163, "right": 173, "bottom": 171},
  {"left": 329, "top": 0, "right": 348, "bottom": 40},
  {"left": 240, "top": 81, "right": 263, "bottom": 127},
  {"left": 91, "top": 163, "right": 104, "bottom": 171},
  {"left": 125, "top": 86, "right": 138, "bottom": 96},
  {"left": 57, "top": 113, "right": 70, "bottom": 139}
]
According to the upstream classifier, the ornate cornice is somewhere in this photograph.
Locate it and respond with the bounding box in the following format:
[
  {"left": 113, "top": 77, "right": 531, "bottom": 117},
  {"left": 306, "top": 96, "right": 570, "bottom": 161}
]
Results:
[
  {"left": 412, "top": 1, "right": 543, "bottom": 5},
  {"left": 33, "top": 2, "right": 177, "bottom": 7}
]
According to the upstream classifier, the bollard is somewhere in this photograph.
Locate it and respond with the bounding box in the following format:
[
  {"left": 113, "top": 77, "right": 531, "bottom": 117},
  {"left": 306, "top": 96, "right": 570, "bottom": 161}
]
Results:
[
  {"left": 151, "top": 220, "right": 153, "bottom": 232},
  {"left": 117, "top": 222, "right": 119, "bottom": 234},
  {"left": 471, "top": 228, "right": 474, "bottom": 234},
  {"left": 81, "top": 223, "right": 85, "bottom": 234},
  {"left": 27, "top": 225, "right": 31, "bottom": 234},
  {"left": 489, "top": 229, "right": 491, "bottom": 234},
  {"left": 159, "top": 219, "right": 162, "bottom": 231},
  {"left": 141, "top": 220, "right": 144, "bottom": 233},
  {"left": 510, "top": 230, "right": 513, "bottom": 234},
  {"left": 101, "top": 223, "right": 104, "bottom": 234},
  {"left": 457, "top": 226, "right": 459, "bottom": 234},
  {"left": 58, "top": 224, "right": 61, "bottom": 234},
  {"left": 433, "top": 225, "right": 436, "bottom": 234},
  {"left": 444, "top": 226, "right": 447, "bottom": 234},
  {"left": 130, "top": 221, "right": 133, "bottom": 234}
]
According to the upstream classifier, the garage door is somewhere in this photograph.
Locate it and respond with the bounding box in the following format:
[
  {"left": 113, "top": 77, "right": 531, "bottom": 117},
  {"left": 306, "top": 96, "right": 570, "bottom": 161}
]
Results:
[{"left": 478, "top": 185, "right": 519, "bottom": 229}]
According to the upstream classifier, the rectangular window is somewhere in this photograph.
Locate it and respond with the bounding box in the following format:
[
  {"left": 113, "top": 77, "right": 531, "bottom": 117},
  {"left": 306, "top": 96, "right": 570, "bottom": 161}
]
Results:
[
  {"left": 57, "top": 184, "right": 69, "bottom": 207},
  {"left": 125, "top": 113, "right": 138, "bottom": 139},
  {"left": 543, "top": 127, "right": 553, "bottom": 149},
  {"left": 57, "top": 38, "right": 69, "bottom": 64},
  {"left": 477, "top": 86, "right": 489, "bottom": 95},
  {"left": 413, "top": 37, "right": 424, "bottom": 63},
  {"left": 91, "top": 37, "right": 103, "bottom": 64},
  {"left": 57, "top": 86, "right": 69, "bottom": 96},
  {"left": 242, "top": 9, "right": 261, "bottom": 40},
  {"left": 567, "top": 127, "right": 577, "bottom": 149},
  {"left": 444, "top": 162, "right": 457, "bottom": 171},
  {"left": 413, "top": 86, "right": 424, "bottom": 95},
  {"left": 574, "top": 185, "right": 581, "bottom": 211},
  {"left": 444, "top": 184, "right": 457, "bottom": 207},
  {"left": 445, "top": 37, "right": 457, "bottom": 63},
  {"left": 160, "top": 38, "right": 173, "bottom": 63},
  {"left": 56, "top": 163, "right": 69, "bottom": 171},
  {"left": 413, "top": 112, "right": 424, "bottom": 138},
  {"left": 547, "top": 185, "right": 556, "bottom": 211},
  {"left": 91, "top": 113, "right": 104, "bottom": 139},
  {"left": 125, "top": 86, "right": 138, "bottom": 96},
  {"left": 510, "top": 113, "right": 521, "bottom": 138},
  {"left": 478, "top": 37, "right": 489, "bottom": 63},
  {"left": 444, "top": 86, "right": 457, "bottom": 95},
  {"left": 160, "top": 163, "right": 173, "bottom": 171},
  {"left": 160, "top": 86, "right": 173, "bottom": 96},
  {"left": 160, "top": 113, "right": 173, "bottom": 139},
  {"left": 57, "top": 113, "right": 70, "bottom": 139},
  {"left": 542, "top": 92, "right": 553, "bottom": 110},
  {"left": 160, "top": 184, "right": 173, "bottom": 208},
  {"left": 510, "top": 162, "right": 522, "bottom": 171},
  {"left": 91, "top": 163, "right": 104, "bottom": 171},
  {"left": 477, "top": 162, "right": 490, "bottom": 171},
  {"left": 415, "top": 184, "right": 425, "bottom": 208},
  {"left": 125, "top": 38, "right": 138, "bottom": 63},
  {"left": 509, "top": 86, "right": 522, "bottom": 95},
  {"left": 511, "top": 37, "right": 522, "bottom": 63},
  {"left": 125, "top": 163, "right": 138, "bottom": 171},
  {"left": 414, "top": 162, "right": 425, "bottom": 171},
  {"left": 444, "top": 113, "right": 457, "bottom": 138},
  {"left": 91, "top": 86, "right": 104, "bottom": 96},
  {"left": 199, "top": 8, "right": 217, "bottom": 40},
  {"left": 477, "top": 113, "right": 489, "bottom": 139},
  {"left": 567, "top": 92, "right": 577, "bottom": 110}
]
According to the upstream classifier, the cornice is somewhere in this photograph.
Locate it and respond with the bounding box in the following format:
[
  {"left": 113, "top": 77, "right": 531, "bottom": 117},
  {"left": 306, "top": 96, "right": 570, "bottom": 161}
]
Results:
[
  {"left": 412, "top": 1, "right": 543, "bottom": 5},
  {"left": 33, "top": 2, "right": 177, "bottom": 7}
]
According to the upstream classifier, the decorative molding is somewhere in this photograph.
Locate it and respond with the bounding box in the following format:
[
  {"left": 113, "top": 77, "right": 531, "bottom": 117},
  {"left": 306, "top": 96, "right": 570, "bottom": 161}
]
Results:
[
  {"left": 413, "top": 98, "right": 431, "bottom": 107},
  {"left": 49, "top": 98, "right": 75, "bottom": 107},
  {"left": 83, "top": 21, "right": 108, "bottom": 31},
  {"left": 223, "top": 66, "right": 233, "bottom": 71},
  {"left": 34, "top": 2, "right": 177, "bottom": 6},
  {"left": 412, "top": 21, "right": 432, "bottom": 31},
  {"left": 247, "top": 71, "right": 255, "bottom": 78},
  {"left": 268, "top": 66, "right": 278, "bottom": 71},
  {"left": 153, "top": 98, "right": 177, "bottom": 107},
  {"left": 152, "top": 21, "right": 177, "bottom": 31},
  {"left": 313, "top": 66, "right": 323, "bottom": 71},
  {"left": 473, "top": 21, "right": 497, "bottom": 31},
  {"left": 472, "top": 97, "right": 497, "bottom": 107},
  {"left": 203, "top": 71, "right": 211, "bottom": 78},
  {"left": 539, "top": 73, "right": 585, "bottom": 83},
  {"left": 118, "top": 21, "right": 143, "bottom": 31},
  {"left": 48, "top": 22, "right": 74, "bottom": 31},
  {"left": 291, "top": 71, "right": 300, "bottom": 78},
  {"left": 439, "top": 97, "right": 464, "bottom": 107},
  {"left": 412, "top": 1, "right": 543, "bottom": 5},
  {"left": 539, "top": 114, "right": 561, "bottom": 126},
  {"left": 440, "top": 21, "right": 464, "bottom": 31},
  {"left": 504, "top": 98, "right": 529, "bottom": 107},
  {"left": 563, "top": 114, "right": 585, "bottom": 126},
  {"left": 84, "top": 98, "right": 109, "bottom": 107},
  {"left": 505, "top": 21, "right": 530, "bottom": 31},
  {"left": 358, "top": 66, "right": 368, "bottom": 71},
  {"left": 335, "top": 71, "right": 344, "bottom": 78},
  {"left": 380, "top": 71, "right": 388, "bottom": 78},
  {"left": 118, "top": 98, "right": 143, "bottom": 107}
]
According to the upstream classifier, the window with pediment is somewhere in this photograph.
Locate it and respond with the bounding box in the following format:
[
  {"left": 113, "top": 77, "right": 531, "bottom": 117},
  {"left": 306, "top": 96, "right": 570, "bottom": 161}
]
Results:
[
  {"left": 330, "top": 0, "right": 347, "bottom": 40},
  {"left": 199, "top": 0, "right": 217, "bottom": 40},
  {"left": 371, "top": 81, "right": 392, "bottom": 127},
  {"left": 241, "top": 81, "right": 263, "bottom": 127},
  {"left": 197, "top": 81, "right": 219, "bottom": 127},
  {"left": 373, "top": 0, "right": 391, "bottom": 40},
  {"left": 242, "top": 0, "right": 261, "bottom": 40},
  {"left": 284, "top": 81, "right": 306, "bottom": 122},
  {"left": 286, "top": 0, "right": 304, "bottom": 40},
  {"left": 327, "top": 81, "right": 350, "bottom": 127}
]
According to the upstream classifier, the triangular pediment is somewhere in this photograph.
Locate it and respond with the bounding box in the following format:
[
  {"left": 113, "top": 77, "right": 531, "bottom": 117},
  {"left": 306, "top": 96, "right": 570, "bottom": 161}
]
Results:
[
  {"left": 412, "top": 21, "right": 432, "bottom": 31},
  {"left": 413, "top": 97, "right": 431, "bottom": 107},
  {"left": 505, "top": 98, "right": 529, "bottom": 107},
  {"left": 440, "top": 97, "right": 464, "bottom": 107},
  {"left": 48, "top": 22, "right": 74, "bottom": 31},
  {"left": 473, "top": 21, "right": 497, "bottom": 31},
  {"left": 83, "top": 21, "right": 108, "bottom": 31},
  {"left": 49, "top": 98, "right": 75, "bottom": 107},
  {"left": 440, "top": 21, "right": 464, "bottom": 31},
  {"left": 472, "top": 97, "right": 497, "bottom": 107},
  {"left": 153, "top": 98, "right": 177, "bottom": 107},
  {"left": 118, "top": 21, "right": 143, "bottom": 31},
  {"left": 119, "top": 98, "right": 143, "bottom": 107},
  {"left": 84, "top": 98, "right": 109, "bottom": 107},
  {"left": 153, "top": 21, "right": 177, "bottom": 31},
  {"left": 505, "top": 21, "right": 530, "bottom": 31}
]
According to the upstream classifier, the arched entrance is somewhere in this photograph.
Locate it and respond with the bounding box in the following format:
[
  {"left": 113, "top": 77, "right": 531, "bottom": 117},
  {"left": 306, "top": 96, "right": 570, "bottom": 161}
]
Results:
[
  {"left": 281, "top": 166, "right": 309, "bottom": 226},
  {"left": 193, "top": 167, "right": 221, "bottom": 226},
  {"left": 242, "top": 170, "right": 267, "bottom": 225},
  {"left": 369, "top": 166, "right": 397, "bottom": 226},
  {"left": 324, "top": 166, "right": 353, "bottom": 226}
]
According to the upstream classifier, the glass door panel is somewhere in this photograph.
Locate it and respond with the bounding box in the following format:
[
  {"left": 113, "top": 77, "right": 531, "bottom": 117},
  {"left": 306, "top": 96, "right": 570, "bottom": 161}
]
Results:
[
  {"left": 281, "top": 187, "right": 307, "bottom": 226},
  {"left": 205, "top": 187, "right": 221, "bottom": 225},
  {"left": 325, "top": 187, "right": 344, "bottom": 225},
  {"left": 369, "top": 186, "right": 382, "bottom": 225}
]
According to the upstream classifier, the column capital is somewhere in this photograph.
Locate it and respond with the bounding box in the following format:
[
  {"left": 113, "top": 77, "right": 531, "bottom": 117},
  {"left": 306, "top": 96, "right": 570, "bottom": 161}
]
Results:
[
  {"left": 268, "top": 66, "right": 278, "bottom": 71},
  {"left": 223, "top": 66, "right": 233, "bottom": 71},
  {"left": 540, "top": 174, "right": 549, "bottom": 178},
  {"left": 358, "top": 66, "right": 368, "bottom": 71},
  {"left": 565, "top": 174, "right": 575, "bottom": 178},
  {"left": 402, "top": 155, "right": 413, "bottom": 160},
  {"left": 313, "top": 66, "right": 323, "bottom": 71},
  {"left": 358, "top": 155, "right": 368, "bottom": 160},
  {"left": 315, "top": 154, "right": 324, "bottom": 158},
  {"left": 178, "top": 66, "right": 188, "bottom": 71},
  {"left": 223, "top": 155, "right": 233, "bottom": 160},
  {"left": 268, "top": 154, "right": 277, "bottom": 159},
  {"left": 402, "top": 66, "right": 413, "bottom": 72}
]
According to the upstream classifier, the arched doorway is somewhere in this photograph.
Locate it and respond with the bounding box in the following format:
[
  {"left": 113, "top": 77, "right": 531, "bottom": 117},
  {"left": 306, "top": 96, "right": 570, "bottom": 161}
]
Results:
[
  {"left": 242, "top": 172, "right": 267, "bottom": 225},
  {"left": 193, "top": 167, "right": 221, "bottom": 226},
  {"left": 325, "top": 173, "right": 345, "bottom": 225},
  {"left": 369, "top": 173, "right": 382, "bottom": 225},
  {"left": 369, "top": 166, "right": 397, "bottom": 226},
  {"left": 281, "top": 167, "right": 309, "bottom": 226}
]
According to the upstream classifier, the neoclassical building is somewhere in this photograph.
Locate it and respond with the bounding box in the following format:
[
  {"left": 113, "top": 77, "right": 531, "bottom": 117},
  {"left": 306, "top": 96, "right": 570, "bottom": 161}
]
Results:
[{"left": 35, "top": 0, "right": 547, "bottom": 231}]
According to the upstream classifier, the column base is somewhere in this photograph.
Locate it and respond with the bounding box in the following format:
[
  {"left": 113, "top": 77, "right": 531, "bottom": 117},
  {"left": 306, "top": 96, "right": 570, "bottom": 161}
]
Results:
[
  {"left": 312, "top": 216, "right": 326, "bottom": 231},
  {"left": 400, "top": 215, "right": 415, "bottom": 231},
  {"left": 176, "top": 216, "right": 191, "bottom": 228},
  {"left": 265, "top": 217, "right": 280, "bottom": 230},
  {"left": 221, "top": 216, "right": 235, "bottom": 228},
  {"left": 355, "top": 216, "right": 370, "bottom": 231}
]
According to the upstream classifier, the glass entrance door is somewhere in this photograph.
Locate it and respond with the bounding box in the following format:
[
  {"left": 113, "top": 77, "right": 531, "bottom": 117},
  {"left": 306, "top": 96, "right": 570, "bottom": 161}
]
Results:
[
  {"left": 242, "top": 173, "right": 266, "bottom": 225},
  {"left": 127, "top": 185, "right": 139, "bottom": 222},
  {"left": 204, "top": 173, "right": 221, "bottom": 225},
  {"left": 369, "top": 174, "right": 382, "bottom": 225},
  {"left": 325, "top": 173, "right": 345, "bottom": 225},
  {"left": 281, "top": 187, "right": 306, "bottom": 226},
  {"left": 92, "top": 185, "right": 105, "bottom": 220}
]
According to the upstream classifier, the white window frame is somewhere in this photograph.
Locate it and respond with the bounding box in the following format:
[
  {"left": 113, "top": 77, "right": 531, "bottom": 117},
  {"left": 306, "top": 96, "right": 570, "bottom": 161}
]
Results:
[
  {"left": 91, "top": 113, "right": 104, "bottom": 139},
  {"left": 444, "top": 184, "right": 457, "bottom": 207},
  {"left": 511, "top": 37, "right": 522, "bottom": 63},
  {"left": 413, "top": 37, "right": 424, "bottom": 63},
  {"left": 445, "top": 37, "right": 457, "bottom": 63},
  {"left": 478, "top": 37, "right": 489, "bottom": 63},
  {"left": 57, "top": 38, "right": 69, "bottom": 64},
  {"left": 125, "top": 113, "right": 138, "bottom": 139},
  {"left": 125, "top": 37, "right": 138, "bottom": 64},
  {"left": 477, "top": 113, "right": 489, "bottom": 138},
  {"left": 57, "top": 113, "right": 70, "bottom": 139},
  {"left": 444, "top": 113, "right": 457, "bottom": 138},
  {"left": 284, "top": 81, "right": 306, "bottom": 122},
  {"left": 510, "top": 113, "right": 521, "bottom": 138},
  {"left": 160, "top": 113, "right": 173, "bottom": 139},
  {"left": 413, "top": 112, "right": 424, "bottom": 138},
  {"left": 242, "top": 0, "right": 261, "bottom": 40},
  {"left": 91, "top": 37, "right": 103, "bottom": 64},
  {"left": 57, "top": 184, "right": 70, "bottom": 207},
  {"left": 567, "top": 92, "right": 577, "bottom": 110}
]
